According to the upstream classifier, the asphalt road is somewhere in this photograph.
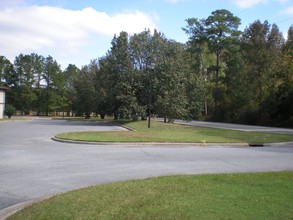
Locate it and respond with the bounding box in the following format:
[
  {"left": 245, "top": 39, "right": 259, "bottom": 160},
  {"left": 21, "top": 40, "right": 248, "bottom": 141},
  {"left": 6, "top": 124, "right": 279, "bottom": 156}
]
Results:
[
  {"left": 0, "top": 118, "right": 293, "bottom": 218},
  {"left": 155, "top": 118, "right": 293, "bottom": 134}
]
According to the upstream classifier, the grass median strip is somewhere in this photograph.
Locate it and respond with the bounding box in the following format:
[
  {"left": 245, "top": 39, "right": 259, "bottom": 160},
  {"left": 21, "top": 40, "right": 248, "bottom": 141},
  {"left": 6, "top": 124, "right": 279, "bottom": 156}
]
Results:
[
  {"left": 55, "top": 120, "right": 293, "bottom": 143},
  {"left": 8, "top": 172, "right": 293, "bottom": 220}
]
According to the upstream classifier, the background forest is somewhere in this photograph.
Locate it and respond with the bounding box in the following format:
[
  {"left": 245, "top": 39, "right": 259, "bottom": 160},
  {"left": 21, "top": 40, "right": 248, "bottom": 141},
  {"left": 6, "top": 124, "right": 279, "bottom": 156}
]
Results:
[{"left": 1, "top": 9, "right": 292, "bottom": 127}]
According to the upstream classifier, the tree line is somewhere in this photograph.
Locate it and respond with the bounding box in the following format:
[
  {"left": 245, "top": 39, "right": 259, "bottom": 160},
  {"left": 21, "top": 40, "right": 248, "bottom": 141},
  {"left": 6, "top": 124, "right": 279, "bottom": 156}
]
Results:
[{"left": 0, "top": 9, "right": 292, "bottom": 127}]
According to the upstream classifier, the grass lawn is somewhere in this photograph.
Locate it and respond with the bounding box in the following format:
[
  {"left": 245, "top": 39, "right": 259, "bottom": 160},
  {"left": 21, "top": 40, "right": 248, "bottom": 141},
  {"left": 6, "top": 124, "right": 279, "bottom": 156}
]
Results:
[
  {"left": 55, "top": 120, "right": 293, "bottom": 143},
  {"left": 8, "top": 172, "right": 293, "bottom": 220}
]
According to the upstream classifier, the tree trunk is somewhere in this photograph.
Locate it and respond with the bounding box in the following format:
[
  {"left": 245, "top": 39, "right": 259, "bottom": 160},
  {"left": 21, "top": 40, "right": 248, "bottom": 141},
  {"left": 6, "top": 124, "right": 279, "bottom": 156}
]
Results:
[
  {"left": 204, "top": 93, "right": 208, "bottom": 116},
  {"left": 214, "top": 48, "right": 220, "bottom": 109}
]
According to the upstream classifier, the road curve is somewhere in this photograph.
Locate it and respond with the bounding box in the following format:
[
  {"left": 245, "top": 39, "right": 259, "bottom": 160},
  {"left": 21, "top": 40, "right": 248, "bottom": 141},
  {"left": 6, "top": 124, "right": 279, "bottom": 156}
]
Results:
[{"left": 0, "top": 118, "right": 293, "bottom": 218}]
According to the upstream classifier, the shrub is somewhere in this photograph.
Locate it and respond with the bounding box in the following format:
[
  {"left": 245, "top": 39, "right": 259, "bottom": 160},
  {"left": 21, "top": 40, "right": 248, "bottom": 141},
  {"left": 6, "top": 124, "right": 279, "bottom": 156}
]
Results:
[{"left": 4, "top": 104, "right": 15, "bottom": 119}]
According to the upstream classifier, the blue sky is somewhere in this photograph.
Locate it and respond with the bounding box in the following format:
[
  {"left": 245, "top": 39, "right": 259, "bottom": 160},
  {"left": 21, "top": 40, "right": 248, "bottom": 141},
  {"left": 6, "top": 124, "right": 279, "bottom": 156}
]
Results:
[{"left": 0, "top": 0, "right": 292, "bottom": 69}]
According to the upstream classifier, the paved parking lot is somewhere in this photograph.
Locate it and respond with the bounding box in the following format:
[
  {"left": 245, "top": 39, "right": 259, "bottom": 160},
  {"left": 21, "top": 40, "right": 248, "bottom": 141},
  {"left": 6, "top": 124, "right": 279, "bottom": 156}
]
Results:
[{"left": 0, "top": 118, "right": 293, "bottom": 217}]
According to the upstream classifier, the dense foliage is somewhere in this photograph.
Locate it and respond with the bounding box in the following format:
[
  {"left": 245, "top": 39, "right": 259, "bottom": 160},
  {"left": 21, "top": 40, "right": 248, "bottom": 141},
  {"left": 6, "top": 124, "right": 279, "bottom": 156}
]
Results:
[{"left": 0, "top": 9, "right": 292, "bottom": 126}]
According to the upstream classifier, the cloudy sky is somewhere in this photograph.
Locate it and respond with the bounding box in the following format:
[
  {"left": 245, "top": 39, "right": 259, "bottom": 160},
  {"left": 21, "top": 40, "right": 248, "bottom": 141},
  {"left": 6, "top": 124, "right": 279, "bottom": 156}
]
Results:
[{"left": 0, "top": 0, "right": 292, "bottom": 69}]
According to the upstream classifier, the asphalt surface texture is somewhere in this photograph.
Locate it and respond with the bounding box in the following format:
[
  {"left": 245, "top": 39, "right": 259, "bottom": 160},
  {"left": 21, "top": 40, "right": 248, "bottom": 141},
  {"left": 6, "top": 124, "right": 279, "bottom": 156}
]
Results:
[
  {"left": 155, "top": 118, "right": 293, "bottom": 134},
  {"left": 0, "top": 118, "right": 293, "bottom": 219}
]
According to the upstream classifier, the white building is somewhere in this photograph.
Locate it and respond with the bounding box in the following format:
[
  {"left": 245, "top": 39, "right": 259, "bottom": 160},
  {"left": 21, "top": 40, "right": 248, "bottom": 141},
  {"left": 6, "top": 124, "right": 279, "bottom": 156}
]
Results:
[{"left": 0, "top": 87, "right": 7, "bottom": 119}]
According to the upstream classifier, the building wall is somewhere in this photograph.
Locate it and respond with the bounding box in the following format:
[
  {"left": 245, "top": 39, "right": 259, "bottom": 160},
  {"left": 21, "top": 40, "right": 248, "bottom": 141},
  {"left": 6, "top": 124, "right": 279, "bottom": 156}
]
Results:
[{"left": 0, "top": 89, "right": 5, "bottom": 119}]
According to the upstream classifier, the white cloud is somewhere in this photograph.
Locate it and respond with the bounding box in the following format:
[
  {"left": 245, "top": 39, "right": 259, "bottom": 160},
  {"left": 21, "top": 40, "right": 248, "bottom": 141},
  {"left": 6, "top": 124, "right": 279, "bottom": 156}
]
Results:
[
  {"left": 231, "top": 0, "right": 267, "bottom": 8},
  {"left": 0, "top": 5, "right": 158, "bottom": 68},
  {"left": 281, "top": 6, "right": 293, "bottom": 15}
]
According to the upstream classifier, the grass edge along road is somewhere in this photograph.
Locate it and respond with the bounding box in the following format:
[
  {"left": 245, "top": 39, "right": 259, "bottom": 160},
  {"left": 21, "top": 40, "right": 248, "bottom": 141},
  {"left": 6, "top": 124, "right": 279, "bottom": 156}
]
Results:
[
  {"left": 8, "top": 171, "right": 293, "bottom": 220},
  {"left": 55, "top": 120, "right": 293, "bottom": 143}
]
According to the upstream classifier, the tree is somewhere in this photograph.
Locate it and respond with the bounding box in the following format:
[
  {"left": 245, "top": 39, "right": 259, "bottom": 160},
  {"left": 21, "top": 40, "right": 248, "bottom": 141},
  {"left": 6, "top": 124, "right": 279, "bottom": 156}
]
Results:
[
  {"left": 222, "top": 45, "right": 252, "bottom": 123},
  {"left": 0, "top": 56, "right": 14, "bottom": 87},
  {"left": 184, "top": 37, "right": 214, "bottom": 117},
  {"left": 183, "top": 9, "right": 241, "bottom": 119},
  {"left": 153, "top": 38, "right": 189, "bottom": 122},
  {"left": 107, "top": 31, "right": 137, "bottom": 119},
  {"left": 241, "top": 20, "right": 285, "bottom": 122},
  {"left": 128, "top": 30, "right": 191, "bottom": 122},
  {"left": 30, "top": 54, "right": 45, "bottom": 115},
  {"left": 42, "top": 56, "right": 62, "bottom": 116},
  {"left": 95, "top": 56, "right": 118, "bottom": 119},
  {"left": 129, "top": 30, "right": 155, "bottom": 119},
  {"left": 73, "top": 61, "right": 97, "bottom": 118},
  {"left": 269, "top": 25, "right": 293, "bottom": 126},
  {"left": 13, "top": 54, "right": 37, "bottom": 114},
  {"left": 284, "top": 25, "right": 293, "bottom": 54},
  {"left": 63, "top": 64, "right": 80, "bottom": 116},
  {"left": 205, "top": 10, "right": 241, "bottom": 107},
  {"left": 0, "top": 57, "right": 16, "bottom": 88}
]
